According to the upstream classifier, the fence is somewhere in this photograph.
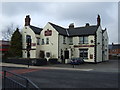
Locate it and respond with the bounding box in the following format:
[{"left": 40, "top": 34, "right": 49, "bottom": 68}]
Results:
[{"left": 2, "top": 70, "right": 39, "bottom": 90}]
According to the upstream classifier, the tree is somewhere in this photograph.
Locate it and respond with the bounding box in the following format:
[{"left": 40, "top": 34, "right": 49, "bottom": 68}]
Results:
[
  {"left": 2, "top": 23, "right": 18, "bottom": 41},
  {"left": 8, "top": 28, "right": 22, "bottom": 58}
]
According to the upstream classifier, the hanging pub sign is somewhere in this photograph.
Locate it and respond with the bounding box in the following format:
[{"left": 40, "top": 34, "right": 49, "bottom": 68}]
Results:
[{"left": 45, "top": 29, "right": 52, "bottom": 36}]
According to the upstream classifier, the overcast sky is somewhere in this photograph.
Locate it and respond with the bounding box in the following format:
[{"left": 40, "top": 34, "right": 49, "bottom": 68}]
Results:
[{"left": 1, "top": 2, "right": 118, "bottom": 44}]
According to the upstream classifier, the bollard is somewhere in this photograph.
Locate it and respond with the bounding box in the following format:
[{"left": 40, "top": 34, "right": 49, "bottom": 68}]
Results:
[{"left": 73, "top": 64, "right": 74, "bottom": 68}]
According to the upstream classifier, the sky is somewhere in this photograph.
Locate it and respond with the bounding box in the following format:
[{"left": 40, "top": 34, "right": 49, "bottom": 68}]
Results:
[{"left": 0, "top": 2, "right": 119, "bottom": 44}]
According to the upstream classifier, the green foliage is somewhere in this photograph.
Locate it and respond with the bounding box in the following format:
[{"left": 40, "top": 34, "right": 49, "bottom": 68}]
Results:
[{"left": 8, "top": 28, "right": 22, "bottom": 58}]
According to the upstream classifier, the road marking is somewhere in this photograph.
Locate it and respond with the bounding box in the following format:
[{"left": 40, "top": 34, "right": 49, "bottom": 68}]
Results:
[
  {"left": 48, "top": 67, "right": 93, "bottom": 71},
  {"left": 0, "top": 68, "right": 45, "bottom": 79}
]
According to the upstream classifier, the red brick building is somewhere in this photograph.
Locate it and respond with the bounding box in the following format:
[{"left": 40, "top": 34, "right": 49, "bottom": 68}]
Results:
[
  {"left": 0, "top": 40, "right": 10, "bottom": 58},
  {"left": 109, "top": 43, "right": 120, "bottom": 57}
]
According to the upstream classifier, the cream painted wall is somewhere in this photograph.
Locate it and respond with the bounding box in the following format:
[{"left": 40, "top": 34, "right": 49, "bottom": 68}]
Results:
[
  {"left": 71, "top": 35, "right": 95, "bottom": 62},
  {"left": 40, "top": 22, "right": 59, "bottom": 59},
  {"left": 21, "top": 26, "right": 37, "bottom": 58},
  {"left": 103, "top": 30, "right": 109, "bottom": 60},
  {"left": 96, "top": 26, "right": 103, "bottom": 62}
]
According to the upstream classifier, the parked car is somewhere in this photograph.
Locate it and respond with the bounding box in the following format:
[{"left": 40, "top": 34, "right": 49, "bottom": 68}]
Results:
[{"left": 69, "top": 58, "right": 84, "bottom": 65}]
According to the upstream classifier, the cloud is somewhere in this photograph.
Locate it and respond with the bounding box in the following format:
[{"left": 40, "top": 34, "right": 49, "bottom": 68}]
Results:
[{"left": 1, "top": 2, "right": 118, "bottom": 43}]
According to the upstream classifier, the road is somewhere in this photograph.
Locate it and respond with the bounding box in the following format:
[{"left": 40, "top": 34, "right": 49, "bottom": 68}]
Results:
[
  {"left": 22, "top": 69, "right": 118, "bottom": 88},
  {"left": 1, "top": 59, "right": 119, "bottom": 89}
]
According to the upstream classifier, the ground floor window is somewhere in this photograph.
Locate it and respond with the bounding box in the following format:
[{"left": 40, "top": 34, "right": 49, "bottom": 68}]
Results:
[{"left": 79, "top": 49, "right": 88, "bottom": 59}]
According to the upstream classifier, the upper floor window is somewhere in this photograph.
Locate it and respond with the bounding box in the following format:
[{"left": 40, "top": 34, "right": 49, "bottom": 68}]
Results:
[
  {"left": 26, "top": 35, "right": 31, "bottom": 49},
  {"left": 37, "top": 38, "right": 40, "bottom": 45},
  {"left": 26, "top": 35, "right": 31, "bottom": 43},
  {"left": 63, "top": 36, "right": 66, "bottom": 44},
  {"left": 79, "top": 36, "right": 88, "bottom": 44},
  {"left": 69, "top": 37, "right": 73, "bottom": 45},
  {"left": 41, "top": 39, "right": 44, "bottom": 45},
  {"left": 46, "top": 38, "right": 49, "bottom": 44}
]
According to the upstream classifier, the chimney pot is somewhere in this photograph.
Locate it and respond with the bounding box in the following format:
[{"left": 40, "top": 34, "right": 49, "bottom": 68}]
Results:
[
  {"left": 69, "top": 23, "right": 74, "bottom": 29},
  {"left": 85, "top": 23, "right": 90, "bottom": 27}
]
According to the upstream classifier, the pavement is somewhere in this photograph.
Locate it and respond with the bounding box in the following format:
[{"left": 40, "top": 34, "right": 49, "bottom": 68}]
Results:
[{"left": 1, "top": 59, "right": 119, "bottom": 73}]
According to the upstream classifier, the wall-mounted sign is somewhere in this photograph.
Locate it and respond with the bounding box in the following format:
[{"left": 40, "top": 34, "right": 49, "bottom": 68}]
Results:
[
  {"left": 74, "top": 45, "right": 95, "bottom": 48},
  {"left": 45, "top": 29, "right": 52, "bottom": 36},
  {"left": 32, "top": 43, "right": 36, "bottom": 46}
]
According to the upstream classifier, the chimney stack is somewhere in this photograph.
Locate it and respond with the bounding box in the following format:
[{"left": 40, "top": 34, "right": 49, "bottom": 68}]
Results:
[
  {"left": 85, "top": 23, "right": 90, "bottom": 27},
  {"left": 97, "top": 14, "right": 101, "bottom": 26},
  {"left": 69, "top": 23, "right": 74, "bottom": 29},
  {"left": 25, "top": 15, "right": 31, "bottom": 26},
  {"left": 112, "top": 42, "right": 114, "bottom": 46}
]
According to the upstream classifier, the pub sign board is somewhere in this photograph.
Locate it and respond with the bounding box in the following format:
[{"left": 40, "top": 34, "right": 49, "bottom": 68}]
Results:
[{"left": 45, "top": 29, "right": 52, "bottom": 36}]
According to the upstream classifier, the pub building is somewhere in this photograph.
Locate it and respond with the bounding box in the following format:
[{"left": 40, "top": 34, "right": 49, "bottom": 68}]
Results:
[{"left": 21, "top": 15, "right": 109, "bottom": 63}]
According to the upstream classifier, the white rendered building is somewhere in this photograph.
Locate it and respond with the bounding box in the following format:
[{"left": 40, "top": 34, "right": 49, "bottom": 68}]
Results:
[{"left": 21, "top": 15, "right": 109, "bottom": 63}]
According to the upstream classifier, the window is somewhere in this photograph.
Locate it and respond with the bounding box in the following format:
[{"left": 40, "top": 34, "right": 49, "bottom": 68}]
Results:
[
  {"left": 79, "top": 36, "right": 88, "bottom": 44},
  {"left": 46, "top": 38, "right": 49, "bottom": 44},
  {"left": 37, "top": 38, "right": 40, "bottom": 45},
  {"left": 79, "top": 49, "right": 88, "bottom": 59},
  {"left": 79, "top": 37, "right": 83, "bottom": 44},
  {"left": 41, "top": 39, "right": 44, "bottom": 45},
  {"left": 26, "top": 35, "right": 31, "bottom": 49},
  {"left": 26, "top": 35, "right": 31, "bottom": 43},
  {"left": 84, "top": 36, "right": 88, "bottom": 44},
  {"left": 63, "top": 36, "right": 66, "bottom": 44},
  {"left": 69, "top": 37, "right": 73, "bottom": 45},
  {"left": 46, "top": 52, "right": 50, "bottom": 57}
]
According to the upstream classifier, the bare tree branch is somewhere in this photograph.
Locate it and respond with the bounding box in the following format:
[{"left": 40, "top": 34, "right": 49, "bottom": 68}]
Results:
[{"left": 2, "top": 23, "right": 18, "bottom": 41}]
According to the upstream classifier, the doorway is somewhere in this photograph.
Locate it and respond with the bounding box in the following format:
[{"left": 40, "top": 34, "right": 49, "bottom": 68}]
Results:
[{"left": 39, "top": 51, "right": 45, "bottom": 58}]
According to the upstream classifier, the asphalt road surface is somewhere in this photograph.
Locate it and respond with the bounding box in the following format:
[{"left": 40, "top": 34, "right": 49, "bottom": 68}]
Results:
[
  {"left": 2, "top": 66, "right": 118, "bottom": 88},
  {"left": 2, "top": 60, "right": 119, "bottom": 89},
  {"left": 21, "top": 69, "right": 118, "bottom": 88}
]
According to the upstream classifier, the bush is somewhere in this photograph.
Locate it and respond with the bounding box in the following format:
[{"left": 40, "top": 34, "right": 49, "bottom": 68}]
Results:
[
  {"left": 33, "top": 58, "right": 47, "bottom": 66},
  {"left": 48, "top": 58, "right": 60, "bottom": 64}
]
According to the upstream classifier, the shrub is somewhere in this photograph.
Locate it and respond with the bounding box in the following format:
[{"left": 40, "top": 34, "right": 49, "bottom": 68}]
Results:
[{"left": 48, "top": 58, "right": 60, "bottom": 64}]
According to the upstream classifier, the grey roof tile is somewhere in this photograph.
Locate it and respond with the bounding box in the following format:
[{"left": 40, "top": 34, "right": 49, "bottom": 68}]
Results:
[
  {"left": 30, "top": 25, "right": 42, "bottom": 35},
  {"left": 49, "top": 22, "right": 98, "bottom": 36},
  {"left": 49, "top": 22, "right": 68, "bottom": 36}
]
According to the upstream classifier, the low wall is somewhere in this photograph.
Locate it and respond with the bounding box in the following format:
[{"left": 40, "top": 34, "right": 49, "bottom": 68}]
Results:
[{"left": 2, "top": 58, "right": 47, "bottom": 66}]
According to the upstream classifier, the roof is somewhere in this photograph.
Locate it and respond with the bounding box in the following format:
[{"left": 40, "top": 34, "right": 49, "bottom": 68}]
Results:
[
  {"left": 109, "top": 44, "right": 120, "bottom": 50},
  {"left": 68, "top": 25, "right": 98, "bottom": 36},
  {"left": 29, "top": 22, "right": 99, "bottom": 36},
  {"left": 49, "top": 22, "right": 98, "bottom": 36},
  {"left": 49, "top": 22, "right": 68, "bottom": 36},
  {"left": 30, "top": 25, "right": 43, "bottom": 35}
]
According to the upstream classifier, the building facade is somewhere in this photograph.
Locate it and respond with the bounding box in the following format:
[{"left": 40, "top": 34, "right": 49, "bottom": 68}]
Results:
[
  {"left": 21, "top": 15, "right": 109, "bottom": 63},
  {"left": 0, "top": 40, "right": 10, "bottom": 59},
  {"left": 109, "top": 43, "right": 120, "bottom": 57}
]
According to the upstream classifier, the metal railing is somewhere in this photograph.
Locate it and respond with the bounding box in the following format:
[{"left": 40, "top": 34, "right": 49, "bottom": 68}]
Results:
[{"left": 2, "top": 70, "right": 39, "bottom": 90}]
